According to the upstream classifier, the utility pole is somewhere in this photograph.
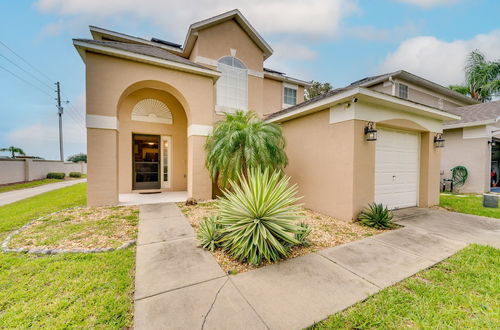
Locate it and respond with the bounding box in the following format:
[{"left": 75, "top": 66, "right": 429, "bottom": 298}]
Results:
[{"left": 55, "top": 82, "right": 64, "bottom": 161}]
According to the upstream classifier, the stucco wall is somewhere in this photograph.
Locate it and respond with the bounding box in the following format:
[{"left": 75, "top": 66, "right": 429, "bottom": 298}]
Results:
[
  {"left": 263, "top": 78, "right": 283, "bottom": 114},
  {"left": 0, "top": 159, "right": 87, "bottom": 185},
  {"left": 441, "top": 128, "right": 489, "bottom": 193},
  {"left": 117, "top": 88, "right": 188, "bottom": 193}
]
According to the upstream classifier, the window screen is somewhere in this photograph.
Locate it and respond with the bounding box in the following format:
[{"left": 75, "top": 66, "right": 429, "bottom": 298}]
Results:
[
  {"left": 216, "top": 57, "right": 248, "bottom": 110},
  {"left": 284, "top": 87, "right": 297, "bottom": 105}
]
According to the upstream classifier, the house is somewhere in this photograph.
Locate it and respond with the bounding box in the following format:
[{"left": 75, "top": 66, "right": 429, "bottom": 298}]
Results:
[
  {"left": 74, "top": 9, "right": 473, "bottom": 221},
  {"left": 73, "top": 9, "right": 310, "bottom": 206},
  {"left": 267, "top": 71, "right": 474, "bottom": 221},
  {"left": 441, "top": 100, "right": 500, "bottom": 193}
]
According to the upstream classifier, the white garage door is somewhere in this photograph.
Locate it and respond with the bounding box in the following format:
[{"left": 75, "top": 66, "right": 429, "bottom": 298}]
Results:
[{"left": 375, "top": 127, "right": 419, "bottom": 209}]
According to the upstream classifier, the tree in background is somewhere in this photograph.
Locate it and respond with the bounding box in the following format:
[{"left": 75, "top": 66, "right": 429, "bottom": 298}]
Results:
[
  {"left": 449, "top": 50, "right": 500, "bottom": 102},
  {"left": 305, "top": 81, "right": 333, "bottom": 100},
  {"left": 0, "top": 146, "right": 25, "bottom": 158},
  {"left": 205, "top": 111, "right": 288, "bottom": 189},
  {"left": 67, "top": 153, "right": 87, "bottom": 163}
]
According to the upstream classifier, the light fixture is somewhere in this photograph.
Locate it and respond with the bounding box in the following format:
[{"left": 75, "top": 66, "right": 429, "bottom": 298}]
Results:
[
  {"left": 147, "top": 142, "right": 155, "bottom": 146},
  {"left": 434, "top": 133, "right": 445, "bottom": 148},
  {"left": 488, "top": 140, "right": 497, "bottom": 147},
  {"left": 364, "top": 121, "right": 377, "bottom": 141}
]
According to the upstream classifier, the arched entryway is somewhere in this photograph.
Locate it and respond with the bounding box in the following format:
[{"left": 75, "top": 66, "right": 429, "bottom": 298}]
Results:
[{"left": 117, "top": 81, "right": 188, "bottom": 194}]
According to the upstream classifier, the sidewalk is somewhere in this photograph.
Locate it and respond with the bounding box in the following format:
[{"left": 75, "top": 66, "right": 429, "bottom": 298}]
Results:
[
  {"left": 0, "top": 179, "right": 86, "bottom": 206},
  {"left": 134, "top": 204, "right": 500, "bottom": 330}
]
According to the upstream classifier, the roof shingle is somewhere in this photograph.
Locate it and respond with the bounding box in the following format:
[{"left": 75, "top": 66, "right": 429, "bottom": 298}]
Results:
[{"left": 444, "top": 100, "right": 500, "bottom": 127}]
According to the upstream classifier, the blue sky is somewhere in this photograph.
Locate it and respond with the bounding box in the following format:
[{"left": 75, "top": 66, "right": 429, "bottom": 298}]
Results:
[{"left": 1, "top": 0, "right": 499, "bottom": 160}]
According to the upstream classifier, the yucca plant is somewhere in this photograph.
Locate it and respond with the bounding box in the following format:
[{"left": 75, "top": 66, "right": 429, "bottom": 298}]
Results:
[
  {"left": 218, "top": 167, "right": 304, "bottom": 265},
  {"left": 294, "top": 222, "right": 312, "bottom": 247},
  {"left": 197, "top": 215, "right": 223, "bottom": 251},
  {"left": 357, "top": 203, "right": 395, "bottom": 229}
]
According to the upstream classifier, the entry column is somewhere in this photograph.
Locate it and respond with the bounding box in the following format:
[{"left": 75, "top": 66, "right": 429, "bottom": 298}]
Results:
[{"left": 187, "top": 125, "right": 212, "bottom": 200}]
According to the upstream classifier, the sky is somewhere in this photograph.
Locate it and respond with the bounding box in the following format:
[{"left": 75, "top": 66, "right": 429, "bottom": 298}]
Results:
[{"left": 1, "top": 0, "right": 499, "bottom": 160}]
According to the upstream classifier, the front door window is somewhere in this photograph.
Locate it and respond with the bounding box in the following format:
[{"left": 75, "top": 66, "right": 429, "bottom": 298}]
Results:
[
  {"left": 132, "top": 134, "right": 160, "bottom": 190},
  {"left": 161, "top": 136, "right": 171, "bottom": 188}
]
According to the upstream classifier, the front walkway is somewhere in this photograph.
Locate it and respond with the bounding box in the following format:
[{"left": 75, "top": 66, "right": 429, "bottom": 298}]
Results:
[
  {"left": 0, "top": 179, "right": 86, "bottom": 207},
  {"left": 134, "top": 205, "right": 500, "bottom": 330},
  {"left": 119, "top": 191, "right": 187, "bottom": 206}
]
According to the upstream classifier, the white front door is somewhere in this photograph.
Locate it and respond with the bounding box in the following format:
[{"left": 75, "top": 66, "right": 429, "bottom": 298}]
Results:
[
  {"left": 375, "top": 127, "right": 420, "bottom": 209},
  {"left": 160, "top": 136, "right": 172, "bottom": 189}
]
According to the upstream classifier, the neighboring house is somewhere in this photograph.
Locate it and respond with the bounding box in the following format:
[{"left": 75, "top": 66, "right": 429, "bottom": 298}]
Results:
[
  {"left": 74, "top": 9, "right": 475, "bottom": 221},
  {"left": 441, "top": 100, "right": 500, "bottom": 193},
  {"left": 73, "top": 9, "right": 310, "bottom": 206},
  {"left": 266, "top": 71, "right": 474, "bottom": 221}
]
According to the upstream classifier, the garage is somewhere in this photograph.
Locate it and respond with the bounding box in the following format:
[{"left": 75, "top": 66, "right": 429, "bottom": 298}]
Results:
[{"left": 375, "top": 127, "right": 420, "bottom": 209}]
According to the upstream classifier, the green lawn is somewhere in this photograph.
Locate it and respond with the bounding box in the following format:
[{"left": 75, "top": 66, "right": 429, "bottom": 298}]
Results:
[
  {"left": 0, "top": 183, "right": 135, "bottom": 328},
  {"left": 440, "top": 193, "right": 500, "bottom": 218},
  {"left": 0, "top": 179, "right": 64, "bottom": 194},
  {"left": 312, "top": 244, "right": 500, "bottom": 329}
]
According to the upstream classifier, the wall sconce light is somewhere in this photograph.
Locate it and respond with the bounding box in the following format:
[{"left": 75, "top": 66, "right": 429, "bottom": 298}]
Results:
[
  {"left": 434, "top": 133, "right": 445, "bottom": 148},
  {"left": 488, "top": 140, "right": 497, "bottom": 147},
  {"left": 364, "top": 122, "right": 377, "bottom": 141}
]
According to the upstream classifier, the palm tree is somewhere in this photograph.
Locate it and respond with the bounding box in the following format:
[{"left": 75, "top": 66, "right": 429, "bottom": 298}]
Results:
[
  {"left": 205, "top": 111, "right": 288, "bottom": 189},
  {"left": 449, "top": 50, "right": 500, "bottom": 102},
  {"left": 0, "top": 146, "right": 26, "bottom": 158}
]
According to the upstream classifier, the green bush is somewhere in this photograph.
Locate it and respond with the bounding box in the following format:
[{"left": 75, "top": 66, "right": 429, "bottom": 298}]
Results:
[
  {"left": 197, "top": 215, "right": 223, "bottom": 251},
  {"left": 218, "top": 167, "right": 304, "bottom": 265},
  {"left": 69, "top": 172, "right": 82, "bottom": 178},
  {"left": 46, "top": 172, "right": 65, "bottom": 179},
  {"left": 294, "top": 222, "right": 312, "bottom": 246},
  {"left": 358, "top": 203, "right": 395, "bottom": 229}
]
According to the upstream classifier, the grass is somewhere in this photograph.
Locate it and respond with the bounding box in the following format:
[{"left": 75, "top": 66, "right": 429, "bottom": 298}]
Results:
[
  {"left": 312, "top": 244, "right": 500, "bottom": 329},
  {"left": 440, "top": 193, "right": 500, "bottom": 219},
  {"left": 0, "top": 183, "right": 135, "bottom": 328},
  {"left": 0, "top": 179, "right": 63, "bottom": 193}
]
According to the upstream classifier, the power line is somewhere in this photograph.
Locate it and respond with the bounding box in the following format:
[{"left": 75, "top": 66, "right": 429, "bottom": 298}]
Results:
[
  {"left": 0, "top": 53, "right": 54, "bottom": 92},
  {"left": 0, "top": 39, "right": 54, "bottom": 85},
  {"left": 0, "top": 63, "right": 54, "bottom": 99}
]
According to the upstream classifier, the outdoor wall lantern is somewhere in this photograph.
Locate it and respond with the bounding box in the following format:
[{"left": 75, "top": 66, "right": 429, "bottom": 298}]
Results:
[
  {"left": 488, "top": 140, "right": 497, "bottom": 147},
  {"left": 364, "top": 121, "right": 377, "bottom": 141},
  {"left": 434, "top": 133, "right": 445, "bottom": 148}
]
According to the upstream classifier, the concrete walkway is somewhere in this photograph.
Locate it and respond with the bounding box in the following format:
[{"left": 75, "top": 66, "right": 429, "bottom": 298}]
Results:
[
  {"left": 0, "top": 179, "right": 86, "bottom": 206},
  {"left": 134, "top": 205, "right": 500, "bottom": 330}
]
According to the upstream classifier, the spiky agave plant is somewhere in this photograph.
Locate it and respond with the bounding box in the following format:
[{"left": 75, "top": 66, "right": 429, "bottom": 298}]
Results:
[
  {"left": 357, "top": 203, "right": 395, "bottom": 229},
  {"left": 218, "top": 167, "right": 304, "bottom": 265},
  {"left": 294, "top": 222, "right": 312, "bottom": 247},
  {"left": 197, "top": 215, "right": 223, "bottom": 251}
]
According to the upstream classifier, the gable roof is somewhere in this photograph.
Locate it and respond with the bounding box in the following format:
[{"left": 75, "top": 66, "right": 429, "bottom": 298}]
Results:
[
  {"left": 184, "top": 9, "right": 273, "bottom": 60},
  {"left": 351, "top": 70, "right": 478, "bottom": 105},
  {"left": 444, "top": 100, "right": 500, "bottom": 129}
]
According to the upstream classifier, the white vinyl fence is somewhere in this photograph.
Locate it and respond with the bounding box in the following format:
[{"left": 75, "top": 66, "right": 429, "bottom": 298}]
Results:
[{"left": 0, "top": 159, "right": 87, "bottom": 185}]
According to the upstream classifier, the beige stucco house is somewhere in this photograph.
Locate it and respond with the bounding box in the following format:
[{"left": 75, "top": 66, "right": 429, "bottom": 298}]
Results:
[
  {"left": 441, "top": 100, "right": 500, "bottom": 193},
  {"left": 74, "top": 9, "right": 310, "bottom": 206},
  {"left": 74, "top": 10, "right": 474, "bottom": 221}
]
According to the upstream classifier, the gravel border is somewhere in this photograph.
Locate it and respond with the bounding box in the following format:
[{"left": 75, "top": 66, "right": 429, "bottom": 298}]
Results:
[{"left": 1, "top": 207, "right": 136, "bottom": 255}]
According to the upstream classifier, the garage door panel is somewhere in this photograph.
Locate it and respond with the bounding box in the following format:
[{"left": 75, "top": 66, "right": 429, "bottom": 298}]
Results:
[{"left": 375, "top": 128, "right": 419, "bottom": 210}]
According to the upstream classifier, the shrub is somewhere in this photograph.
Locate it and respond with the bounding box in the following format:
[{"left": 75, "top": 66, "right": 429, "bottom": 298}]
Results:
[
  {"left": 218, "top": 167, "right": 304, "bottom": 265},
  {"left": 357, "top": 203, "right": 395, "bottom": 229},
  {"left": 69, "top": 172, "right": 82, "bottom": 178},
  {"left": 47, "top": 172, "right": 65, "bottom": 179},
  {"left": 197, "top": 215, "right": 223, "bottom": 251},
  {"left": 294, "top": 222, "right": 312, "bottom": 247}
]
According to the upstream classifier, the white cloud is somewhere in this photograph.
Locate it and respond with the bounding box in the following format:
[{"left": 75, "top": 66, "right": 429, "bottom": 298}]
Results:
[
  {"left": 34, "top": 0, "right": 358, "bottom": 39},
  {"left": 394, "top": 0, "right": 460, "bottom": 8},
  {"left": 379, "top": 30, "right": 500, "bottom": 86},
  {"left": 6, "top": 93, "right": 86, "bottom": 160},
  {"left": 347, "top": 22, "right": 421, "bottom": 42}
]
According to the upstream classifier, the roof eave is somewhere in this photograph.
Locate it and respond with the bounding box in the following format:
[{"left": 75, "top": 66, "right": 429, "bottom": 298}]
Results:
[
  {"left": 267, "top": 87, "right": 460, "bottom": 123},
  {"left": 263, "top": 72, "right": 312, "bottom": 87},
  {"left": 444, "top": 118, "right": 499, "bottom": 129},
  {"left": 72, "top": 40, "right": 221, "bottom": 79}
]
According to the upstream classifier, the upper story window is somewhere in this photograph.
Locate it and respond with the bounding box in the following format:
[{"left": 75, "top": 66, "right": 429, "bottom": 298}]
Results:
[
  {"left": 398, "top": 83, "right": 409, "bottom": 99},
  {"left": 283, "top": 84, "right": 298, "bottom": 107},
  {"left": 216, "top": 56, "right": 248, "bottom": 111}
]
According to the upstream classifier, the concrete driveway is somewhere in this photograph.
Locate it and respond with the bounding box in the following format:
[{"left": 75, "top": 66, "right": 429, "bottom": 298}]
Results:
[{"left": 134, "top": 205, "right": 500, "bottom": 330}]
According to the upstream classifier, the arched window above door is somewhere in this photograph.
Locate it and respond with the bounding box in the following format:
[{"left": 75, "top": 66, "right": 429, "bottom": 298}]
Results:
[
  {"left": 216, "top": 56, "right": 248, "bottom": 111},
  {"left": 131, "top": 98, "right": 173, "bottom": 124}
]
